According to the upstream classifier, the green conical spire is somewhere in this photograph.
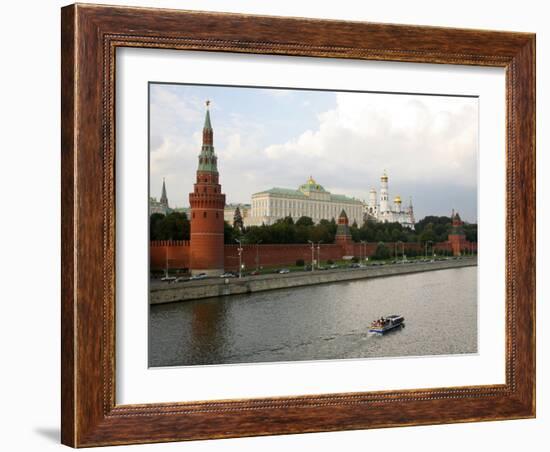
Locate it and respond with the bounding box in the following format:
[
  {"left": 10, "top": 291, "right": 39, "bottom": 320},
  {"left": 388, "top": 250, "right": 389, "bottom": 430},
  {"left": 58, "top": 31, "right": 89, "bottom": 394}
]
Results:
[{"left": 197, "top": 100, "right": 218, "bottom": 172}]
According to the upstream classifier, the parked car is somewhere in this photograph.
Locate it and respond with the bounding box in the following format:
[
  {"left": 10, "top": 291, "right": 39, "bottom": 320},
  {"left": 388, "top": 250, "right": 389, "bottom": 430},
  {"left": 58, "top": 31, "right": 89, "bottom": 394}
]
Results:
[
  {"left": 160, "top": 276, "right": 177, "bottom": 283},
  {"left": 329, "top": 264, "right": 339, "bottom": 269},
  {"left": 278, "top": 268, "right": 290, "bottom": 274},
  {"left": 249, "top": 270, "right": 260, "bottom": 276},
  {"left": 349, "top": 263, "right": 360, "bottom": 268},
  {"left": 189, "top": 273, "right": 208, "bottom": 280},
  {"left": 220, "top": 272, "right": 236, "bottom": 278}
]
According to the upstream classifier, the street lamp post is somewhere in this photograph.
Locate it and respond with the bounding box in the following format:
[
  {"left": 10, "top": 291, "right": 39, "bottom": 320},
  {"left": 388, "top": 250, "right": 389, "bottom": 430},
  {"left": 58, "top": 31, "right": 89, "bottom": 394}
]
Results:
[
  {"left": 255, "top": 239, "right": 262, "bottom": 271},
  {"left": 360, "top": 240, "right": 367, "bottom": 263},
  {"left": 308, "top": 240, "right": 315, "bottom": 271},
  {"left": 317, "top": 241, "right": 323, "bottom": 269},
  {"left": 397, "top": 240, "right": 404, "bottom": 263},
  {"left": 425, "top": 240, "right": 434, "bottom": 260},
  {"left": 235, "top": 239, "right": 243, "bottom": 278}
]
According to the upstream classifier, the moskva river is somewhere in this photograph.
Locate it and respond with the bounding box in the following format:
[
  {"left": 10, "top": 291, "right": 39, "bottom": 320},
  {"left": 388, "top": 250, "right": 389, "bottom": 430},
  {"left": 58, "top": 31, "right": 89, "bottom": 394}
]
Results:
[{"left": 149, "top": 267, "right": 477, "bottom": 367}]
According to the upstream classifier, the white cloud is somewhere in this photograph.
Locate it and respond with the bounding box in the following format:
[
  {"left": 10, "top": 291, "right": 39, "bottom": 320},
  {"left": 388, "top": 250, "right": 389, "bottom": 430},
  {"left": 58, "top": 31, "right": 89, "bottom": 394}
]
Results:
[
  {"left": 263, "top": 93, "right": 477, "bottom": 193},
  {"left": 149, "top": 86, "right": 478, "bottom": 221}
]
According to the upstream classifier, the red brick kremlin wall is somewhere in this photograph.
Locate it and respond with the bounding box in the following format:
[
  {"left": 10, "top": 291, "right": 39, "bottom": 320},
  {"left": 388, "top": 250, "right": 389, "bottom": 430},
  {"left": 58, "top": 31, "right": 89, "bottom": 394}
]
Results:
[
  {"left": 149, "top": 240, "right": 477, "bottom": 271},
  {"left": 150, "top": 240, "right": 190, "bottom": 270}
]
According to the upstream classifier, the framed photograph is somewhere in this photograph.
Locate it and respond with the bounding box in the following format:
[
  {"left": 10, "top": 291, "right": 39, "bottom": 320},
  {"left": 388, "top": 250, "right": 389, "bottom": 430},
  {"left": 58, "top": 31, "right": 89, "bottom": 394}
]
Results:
[{"left": 61, "top": 3, "right": 535, "bottom": 447}]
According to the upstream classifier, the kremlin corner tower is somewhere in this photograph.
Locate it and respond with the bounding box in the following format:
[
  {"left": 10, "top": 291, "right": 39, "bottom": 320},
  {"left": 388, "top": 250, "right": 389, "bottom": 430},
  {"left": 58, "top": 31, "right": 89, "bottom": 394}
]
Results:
[{"left": 189, "top": 101, "right": 226, "bottom": 275}]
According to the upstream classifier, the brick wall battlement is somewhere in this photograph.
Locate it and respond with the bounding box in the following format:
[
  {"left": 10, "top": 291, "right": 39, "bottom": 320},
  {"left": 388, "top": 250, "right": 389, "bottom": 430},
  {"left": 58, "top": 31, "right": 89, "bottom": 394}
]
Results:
[{"left": 149, "top": 240, "right": 476, "bottom": 272}]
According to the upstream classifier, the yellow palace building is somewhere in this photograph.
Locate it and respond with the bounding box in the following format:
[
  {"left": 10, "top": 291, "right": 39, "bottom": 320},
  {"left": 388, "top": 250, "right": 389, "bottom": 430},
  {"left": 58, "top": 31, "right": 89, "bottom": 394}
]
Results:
[{"left": 247, "top": 176, "right": 364, "bottom": 226}]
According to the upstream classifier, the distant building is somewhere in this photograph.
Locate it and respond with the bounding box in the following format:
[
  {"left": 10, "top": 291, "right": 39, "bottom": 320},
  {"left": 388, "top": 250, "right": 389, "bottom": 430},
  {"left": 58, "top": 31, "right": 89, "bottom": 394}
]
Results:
[
  {"left": 149, "top": 179, "right": 192, "bottom": 217},
  {"left": 149, "top": 178, "right": 170, "bottom": 215},
  {"left": 365, "top": 171, "right": 415, "bottom": 229},
  {"left": 248, "top": 176, "right": 364, "bottom": 226},
  {"left": 448, "top": 209, "right": 469, "bottom": 256}
]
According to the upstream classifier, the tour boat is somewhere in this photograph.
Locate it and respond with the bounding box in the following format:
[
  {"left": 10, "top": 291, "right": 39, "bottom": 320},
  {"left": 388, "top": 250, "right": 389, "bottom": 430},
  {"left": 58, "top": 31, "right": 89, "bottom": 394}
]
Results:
[{"left": 369, "top": 315, "right": 405, "bottom": 334}]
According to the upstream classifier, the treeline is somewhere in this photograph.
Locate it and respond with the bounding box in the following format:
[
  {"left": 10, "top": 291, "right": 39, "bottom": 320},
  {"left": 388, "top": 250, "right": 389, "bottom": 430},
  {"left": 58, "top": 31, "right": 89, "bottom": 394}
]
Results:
[
  {"left": 226, "top": 216, "right": 336, "bottom": 244},
  {"left": 415, "top": 215, "right": 477, "bottom": 243},
  {"left": 150, "top": 212, "right": 477, "bottom": 244},
  {"left": 150, "top": 212, "right": 190, "bottom": 241}
]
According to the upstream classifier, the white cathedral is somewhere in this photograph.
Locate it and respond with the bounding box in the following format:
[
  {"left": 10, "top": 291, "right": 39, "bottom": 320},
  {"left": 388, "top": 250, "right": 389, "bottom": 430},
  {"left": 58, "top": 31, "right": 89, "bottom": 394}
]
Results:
[{"left": 364, "top": 170, "right": 415, "bottom": 229}]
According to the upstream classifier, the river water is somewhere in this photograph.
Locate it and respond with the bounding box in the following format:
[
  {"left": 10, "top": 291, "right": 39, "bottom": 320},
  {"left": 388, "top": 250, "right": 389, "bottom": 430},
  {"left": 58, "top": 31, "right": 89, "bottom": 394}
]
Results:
[{"left": 149, "top": 267, "right": 477, "bottom": 367}]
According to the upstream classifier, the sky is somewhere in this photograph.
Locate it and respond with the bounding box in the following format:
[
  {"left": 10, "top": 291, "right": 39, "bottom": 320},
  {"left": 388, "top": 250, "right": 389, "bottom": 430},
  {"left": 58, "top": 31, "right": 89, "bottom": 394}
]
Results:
[{"left": 149, "top": 83, "right": 478, "bottom": 223}]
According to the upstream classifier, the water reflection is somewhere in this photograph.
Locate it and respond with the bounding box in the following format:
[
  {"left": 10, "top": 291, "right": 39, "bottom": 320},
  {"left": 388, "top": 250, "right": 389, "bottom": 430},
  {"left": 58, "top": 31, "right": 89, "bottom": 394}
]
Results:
[
  {"left": 149, "top": 267, "right": 477, "bottom": 367},
  {"left": 189, "top": 301, "right": 229, "bottom": 364}
]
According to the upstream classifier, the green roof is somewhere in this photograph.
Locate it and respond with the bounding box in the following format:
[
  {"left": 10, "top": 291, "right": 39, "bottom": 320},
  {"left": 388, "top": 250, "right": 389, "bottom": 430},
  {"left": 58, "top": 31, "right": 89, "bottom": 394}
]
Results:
[
  {"left": 331, "top": 194, "right": 358, "bottom": 202},
  {"left": 299, "top": 176, "right": 327, "bottom": 193},
  {"left": 256, "top": 187, "right": 302, "bottom": 196},
  {"left": 197, "top": 106, "right": 217, "bottom": 172},
  {"left": 197, "top": 145, "right": 218, "bottom": 172},
  {"left": 252, "top": 187, "right": 361, "bottom": 204}
]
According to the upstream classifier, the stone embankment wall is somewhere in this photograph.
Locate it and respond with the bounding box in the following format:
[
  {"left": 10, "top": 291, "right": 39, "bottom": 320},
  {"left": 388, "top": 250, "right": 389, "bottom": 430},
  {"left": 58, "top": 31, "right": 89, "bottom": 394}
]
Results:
[{"left": 150, "top": 258, "right": 477, "bottom": 304}]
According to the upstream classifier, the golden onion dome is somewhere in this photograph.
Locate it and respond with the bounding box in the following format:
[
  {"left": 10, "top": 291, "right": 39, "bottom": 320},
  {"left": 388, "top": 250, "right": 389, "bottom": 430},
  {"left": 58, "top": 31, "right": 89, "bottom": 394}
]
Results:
[
  {"left": 394, "top": 195, "right": 402, "bottom": 203},
  {"left": 307, "top": 175, "right": 316, "bottom": 185},
  {"left": 381, "top": 170, "right": 388, "bottom": 182}
]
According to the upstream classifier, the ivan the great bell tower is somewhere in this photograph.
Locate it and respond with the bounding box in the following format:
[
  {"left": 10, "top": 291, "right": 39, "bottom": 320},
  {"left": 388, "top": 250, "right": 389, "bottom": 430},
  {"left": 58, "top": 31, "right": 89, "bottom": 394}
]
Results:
[{"left": 189, "top": 101, "right": 226, "bottom": 275}]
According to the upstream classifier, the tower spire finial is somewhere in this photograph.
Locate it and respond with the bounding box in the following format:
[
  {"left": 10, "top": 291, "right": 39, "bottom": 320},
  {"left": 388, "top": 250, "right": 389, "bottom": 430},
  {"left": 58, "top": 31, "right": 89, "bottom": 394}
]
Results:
[{"left": 203, "top": 100, "right": 212, "bottom": 131}]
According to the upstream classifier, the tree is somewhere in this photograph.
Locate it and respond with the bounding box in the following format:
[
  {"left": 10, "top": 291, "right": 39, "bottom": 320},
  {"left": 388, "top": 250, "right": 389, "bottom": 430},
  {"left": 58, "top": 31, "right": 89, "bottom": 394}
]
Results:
[
  {"left": 150, "top": 213, "right": 166, "bottom": 241},
  {"left": 310, "top": 224, "right": 331, "bottom": 243},
  {"left": 390, "top": 228, "right": 402, "bottom": 242},
  {"left": 350, "top": 221, "right": 360, "bottom": 242},
  {"left": 224, "top": 221, "right": 239, "bottom": 244},
  {"left": 419, "top": 223, "right": 437, "bottom": 243},
  {"left": 271, "top": 220, "right": 296, "bottom": 243},
  {"left": 233, "top": 206, "right": 244, "bottom": 232},
  {"left": 295, "top": 216, "right": 314, "bottom": 227},
  {"left": 464, "top": 223, "right": 478, "bottom": 242},
  {"left": 149, "top": 211, "right": 190, "bottom": 241},
  {"left": 374, "top": 242, "right": 391, "bottom": 260},
  {"left": 375, "top": 229, "right": 386, "bottom": 242},
  {"left": 276, "top": 216, "right": 295, "bottom": 226}
]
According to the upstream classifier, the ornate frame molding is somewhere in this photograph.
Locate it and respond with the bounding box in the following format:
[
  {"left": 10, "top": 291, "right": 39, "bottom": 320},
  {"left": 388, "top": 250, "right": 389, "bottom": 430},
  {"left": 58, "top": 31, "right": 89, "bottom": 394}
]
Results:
[{"left": 61, "top": 4, "right": 535, "bottom": 447}]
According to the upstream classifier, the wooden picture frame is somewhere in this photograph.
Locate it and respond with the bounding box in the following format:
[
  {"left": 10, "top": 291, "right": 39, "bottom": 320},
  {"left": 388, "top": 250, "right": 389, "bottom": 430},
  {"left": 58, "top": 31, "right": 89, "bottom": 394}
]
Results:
[{"left": 61, "top": 3, "right": 535, "bottom": 447}]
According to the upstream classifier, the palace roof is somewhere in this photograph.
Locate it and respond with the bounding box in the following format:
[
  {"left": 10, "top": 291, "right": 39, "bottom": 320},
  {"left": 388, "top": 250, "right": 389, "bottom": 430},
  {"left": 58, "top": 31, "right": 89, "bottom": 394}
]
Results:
[{"left": 252, "top": 180, "right": 362, "bottom": 204}]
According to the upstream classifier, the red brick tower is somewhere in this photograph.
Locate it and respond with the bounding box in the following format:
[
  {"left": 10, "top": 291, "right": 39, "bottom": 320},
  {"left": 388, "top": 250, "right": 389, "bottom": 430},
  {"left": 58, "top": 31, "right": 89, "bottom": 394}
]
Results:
[
  {"left": 448, "top": 209, "right": 468, "bottom": 256},
  {"left": 335, "top": 209, "right": 354, "bottom": 255},
  {"left": 189, "top": 101, "right": 226, "bottom": 275}
]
